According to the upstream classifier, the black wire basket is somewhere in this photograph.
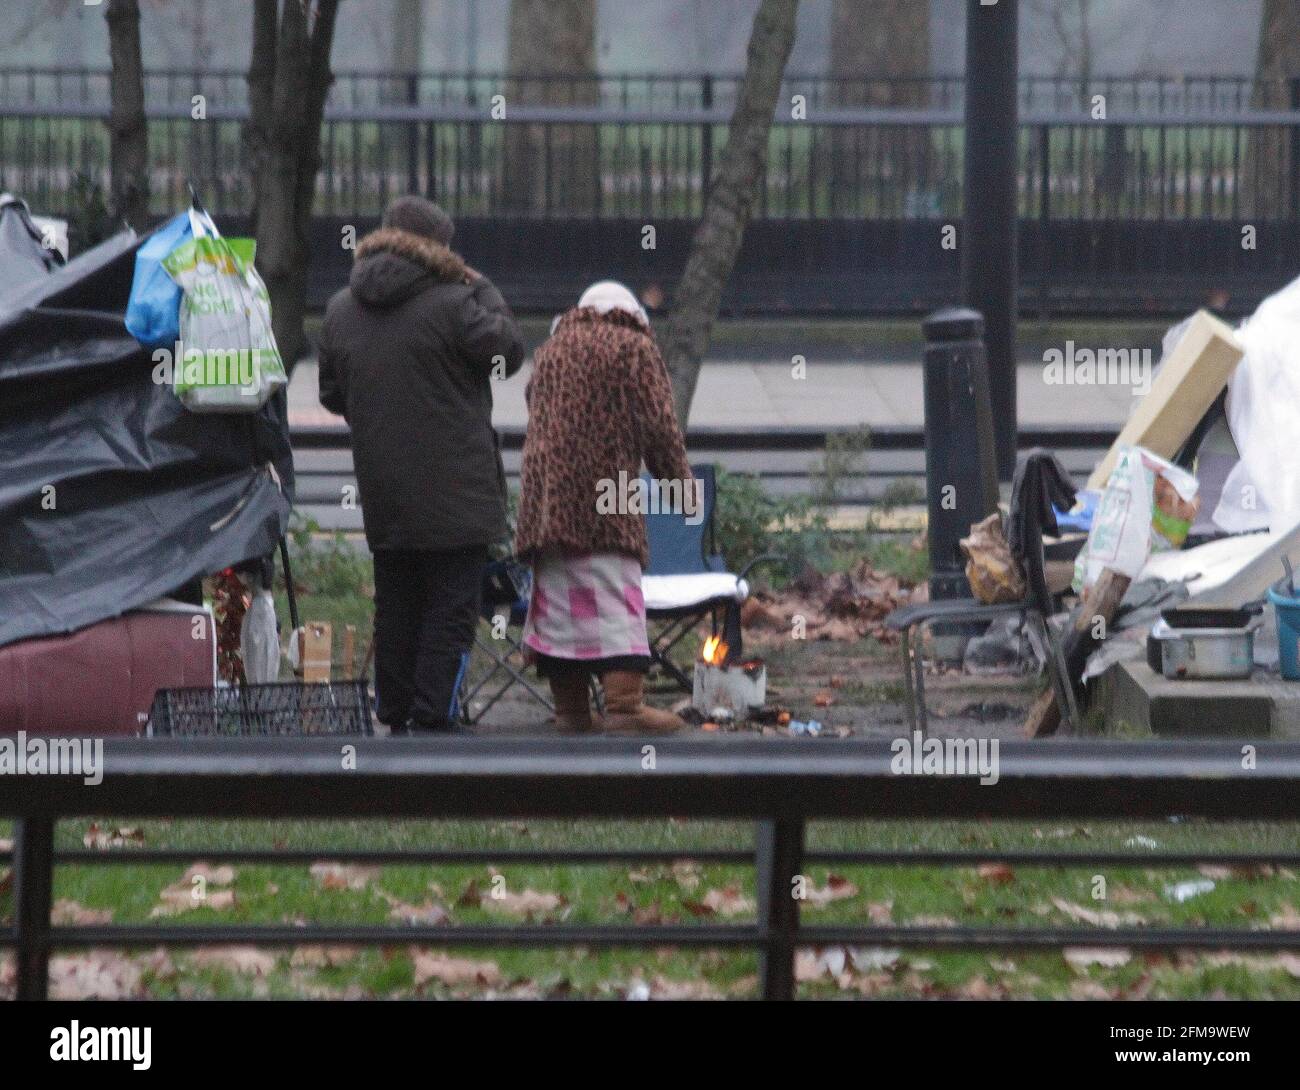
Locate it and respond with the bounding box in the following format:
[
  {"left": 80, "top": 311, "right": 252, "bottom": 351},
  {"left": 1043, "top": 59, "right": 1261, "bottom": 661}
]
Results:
[{"left": 147, "top": 680, "right": 373, "bottom": 737}]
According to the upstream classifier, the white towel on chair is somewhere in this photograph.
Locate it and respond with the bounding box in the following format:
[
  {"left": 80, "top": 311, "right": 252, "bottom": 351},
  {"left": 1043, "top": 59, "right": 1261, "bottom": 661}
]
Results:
[{"left": 642, "top": 573, "right": 748, "bottom": 613}]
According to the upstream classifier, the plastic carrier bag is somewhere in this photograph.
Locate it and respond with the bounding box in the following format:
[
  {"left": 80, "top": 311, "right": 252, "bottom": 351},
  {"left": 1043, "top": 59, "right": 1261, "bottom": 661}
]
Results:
[
  {"left": 160, "top": 213, "right": 287, "bottom": 413},
  {"left": 1073, "top": 446, "right": 1199, "bottom": 592},
  {"left": 124, "top": 209, "right": 198, "bottom": 349}
]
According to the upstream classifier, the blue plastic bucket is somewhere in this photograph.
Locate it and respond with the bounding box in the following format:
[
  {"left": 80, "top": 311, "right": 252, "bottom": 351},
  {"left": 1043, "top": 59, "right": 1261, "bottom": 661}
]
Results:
[{"left": 1267, "top": 586, "right": 1300, "bottom": 680}]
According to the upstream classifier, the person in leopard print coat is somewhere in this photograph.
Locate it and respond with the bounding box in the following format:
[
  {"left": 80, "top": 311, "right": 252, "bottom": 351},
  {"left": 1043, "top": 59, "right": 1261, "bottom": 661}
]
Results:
[{"left": 515, "top": 282, "right": 693, "bottom": 735}]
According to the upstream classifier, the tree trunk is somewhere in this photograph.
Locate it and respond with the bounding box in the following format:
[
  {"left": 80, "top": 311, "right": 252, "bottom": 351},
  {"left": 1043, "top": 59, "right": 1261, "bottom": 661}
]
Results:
[
  {"left": 829, "top": 0, "right": 929, "bottom": 106},
  {"left": 828, "top": 0, "right": 928, "bottom": 213},
  {"left": 662, "top": 0, "right": 800, "bottom": 426},
  {"left": 503, "top": 0, "right": 598, "bottom": 213},
  {"left": 244, "top": 0, "right": 340, "bottom": 372},
  {"left": 1245, "top": 0, "right": 1300, "bottom": 217},
  {"left": 105, "top": 0, "right": 149, "bottom": 232},
  {"left": 393, "top": 0, "right": 423, "bottom": 73}
]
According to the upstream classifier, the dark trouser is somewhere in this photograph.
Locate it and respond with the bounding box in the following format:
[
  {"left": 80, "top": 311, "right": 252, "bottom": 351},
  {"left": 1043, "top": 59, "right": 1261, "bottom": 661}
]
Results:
[{"left": 372, "top": 546, "right": 487, "bottom": 731}]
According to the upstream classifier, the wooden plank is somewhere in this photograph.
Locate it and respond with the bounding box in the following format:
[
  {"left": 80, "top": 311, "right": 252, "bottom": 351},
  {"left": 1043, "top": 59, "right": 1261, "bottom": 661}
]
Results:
[
  {"left": 1025, "top": 569, "right": 1132, "bottom": 737},
  {"left": 1085, "top": 310, "right": 1243, "bottom": 490},
  {"left": 341, "top": 624, "right": 357, "bottom": 679},
  {"left": 300, "top": 621, "right": 332, "bottom": 684}
]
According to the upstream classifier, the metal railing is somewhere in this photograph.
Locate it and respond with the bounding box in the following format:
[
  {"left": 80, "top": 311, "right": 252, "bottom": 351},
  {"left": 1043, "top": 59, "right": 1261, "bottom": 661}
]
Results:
[
  {"left": 2, "top": 93, "right": 1299, "bottom": 224},
  {"left": 2, "top": 68, "right": 1296, "bottom": 115},
  {"left": 4, "top": 737, "right": 1300, "bottom": 1001}
]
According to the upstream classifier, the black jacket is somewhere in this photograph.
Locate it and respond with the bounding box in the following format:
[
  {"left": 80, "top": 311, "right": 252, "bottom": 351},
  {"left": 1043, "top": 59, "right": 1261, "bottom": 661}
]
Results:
[{"left": 318, "top": 228, "right": 525, "bottom": 551}]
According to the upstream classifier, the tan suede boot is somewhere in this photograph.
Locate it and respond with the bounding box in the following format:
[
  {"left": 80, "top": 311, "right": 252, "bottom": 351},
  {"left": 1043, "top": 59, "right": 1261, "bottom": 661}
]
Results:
[
  {"left": 600, "top": 670, "right": 686, "bottom": 734},
  {"left": 550, "top": 672, "right": 597, "bottom": 734}
]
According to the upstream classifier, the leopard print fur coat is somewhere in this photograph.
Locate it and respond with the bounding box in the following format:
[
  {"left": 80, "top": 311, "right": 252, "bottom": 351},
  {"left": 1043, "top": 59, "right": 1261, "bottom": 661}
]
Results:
[{"left": 514, "top": 307, "right": 692, "bottom": 568}]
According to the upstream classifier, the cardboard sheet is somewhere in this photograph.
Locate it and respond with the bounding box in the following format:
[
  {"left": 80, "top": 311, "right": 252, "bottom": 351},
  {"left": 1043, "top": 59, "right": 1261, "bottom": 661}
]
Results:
[{"left": 1087, "top": 310, "right": 1244, "bottom": 490}]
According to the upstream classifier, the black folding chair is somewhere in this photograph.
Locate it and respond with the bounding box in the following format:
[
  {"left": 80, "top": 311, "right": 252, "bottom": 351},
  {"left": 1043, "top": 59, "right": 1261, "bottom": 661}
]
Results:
[
  {"left": 885, "top": 518, "right": 1080, "bottom": 737},
  {"left": 458, "top": 559, "right": 555, "bottom": 724}
]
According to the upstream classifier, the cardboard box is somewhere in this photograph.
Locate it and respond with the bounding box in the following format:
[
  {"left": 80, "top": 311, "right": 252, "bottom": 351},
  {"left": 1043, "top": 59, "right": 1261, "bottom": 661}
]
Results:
[{"left": 1087, "top": 310, "right": 1244, "bottom": 490}]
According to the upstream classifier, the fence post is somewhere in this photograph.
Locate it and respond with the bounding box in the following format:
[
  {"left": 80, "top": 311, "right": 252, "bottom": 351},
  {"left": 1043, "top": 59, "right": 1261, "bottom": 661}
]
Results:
[
  {"left": 1038, "top": 123, "right": 1051, "bottom": 318},
  {"left": 407, "top": 72, "right": 420, "bottom": 196},
  {"left": 14, "top": 814, "right": 55, "bottom": 1001},
  {"left": 1290, "top": 78, "right": 1300, "bottom": 221},
  {"left": 701, "top": 74, "right": 714, "bottom": 208},
  {"left": 755, "top": 818, "right": 804, "bottom": 1001}
]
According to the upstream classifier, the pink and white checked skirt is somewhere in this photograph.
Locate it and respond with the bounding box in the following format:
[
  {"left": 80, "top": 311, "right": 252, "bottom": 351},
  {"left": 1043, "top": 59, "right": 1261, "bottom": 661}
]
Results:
[{"left": 522, "top": 551, "right": 651, "bottom": 664}]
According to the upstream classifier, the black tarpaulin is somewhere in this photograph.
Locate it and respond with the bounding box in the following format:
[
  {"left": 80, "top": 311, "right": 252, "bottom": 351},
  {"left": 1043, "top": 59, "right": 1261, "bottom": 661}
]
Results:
[
  {"left": 0, "top": 194, "right": 62, "bottom": 292},
  {"left": 0, "top": 218, "right": 295, "bottom": 649}
]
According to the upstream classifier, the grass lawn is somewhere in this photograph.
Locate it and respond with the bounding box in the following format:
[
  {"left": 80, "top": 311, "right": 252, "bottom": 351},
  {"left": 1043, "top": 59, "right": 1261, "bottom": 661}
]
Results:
[{"left": 2, "top": 815, "right": 1298, "bottom": 999}]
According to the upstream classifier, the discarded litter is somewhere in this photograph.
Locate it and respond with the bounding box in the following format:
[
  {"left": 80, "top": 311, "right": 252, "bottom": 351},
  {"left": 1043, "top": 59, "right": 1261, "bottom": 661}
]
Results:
[{"left": 1163, "top": 879, "right": 1215, "bottom": 904}]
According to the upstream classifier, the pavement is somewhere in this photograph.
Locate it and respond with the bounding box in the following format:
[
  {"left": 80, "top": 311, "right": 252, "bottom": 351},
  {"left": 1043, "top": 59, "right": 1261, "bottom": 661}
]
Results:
[{"left": 287, "top": 357, "right": 1140, "bottom": 432}]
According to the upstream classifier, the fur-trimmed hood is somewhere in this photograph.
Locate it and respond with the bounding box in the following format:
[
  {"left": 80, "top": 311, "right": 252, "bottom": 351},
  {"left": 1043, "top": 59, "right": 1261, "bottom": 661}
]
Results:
[{"left": 350, "top": 226, "right": 468, "bottom": 308}]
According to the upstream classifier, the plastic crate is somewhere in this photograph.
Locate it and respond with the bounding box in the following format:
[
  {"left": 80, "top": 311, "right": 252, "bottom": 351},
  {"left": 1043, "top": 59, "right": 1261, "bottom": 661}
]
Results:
[{"left": 147, "top": 680, "right": 373, "bottom": 737}]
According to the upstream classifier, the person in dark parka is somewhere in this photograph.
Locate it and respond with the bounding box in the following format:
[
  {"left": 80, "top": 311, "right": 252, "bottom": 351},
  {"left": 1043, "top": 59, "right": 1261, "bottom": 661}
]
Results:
[{"left": 318, "top": 196, "right": 525, "bottom": 733}]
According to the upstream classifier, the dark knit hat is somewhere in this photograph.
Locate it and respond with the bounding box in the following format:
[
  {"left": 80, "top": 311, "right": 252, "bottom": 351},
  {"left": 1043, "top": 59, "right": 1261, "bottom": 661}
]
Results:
[{"left": 382, "top": 195, "right": 455, "bottom": 244}]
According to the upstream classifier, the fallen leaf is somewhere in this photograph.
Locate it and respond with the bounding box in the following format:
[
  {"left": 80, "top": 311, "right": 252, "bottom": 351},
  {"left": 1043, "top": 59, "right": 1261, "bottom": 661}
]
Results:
[
  {"left": 909, "top": 914, "right": 958, "bottom": 928},
  {"left": 310, "top": 862, "right": 379, "bottom": 891},
  {"left": 847, "top": 946, "right": 901, "bottom": 972},
  {"left": 957, "top": 976, "right": 1006, "bottom": 999},
  {"left": 803, "top": 874, "right": 858, "bottom": 906},
  {"left": 700, "top": 885, "right": 755, "bottom": 918},
  {"left": 1051, "top": 896, "right": 1146, "bottom": 929},
  {"left": 50, "top": 950, "right": 144, "bottom": 999},
  {"left": 1070, "top": 980, "right": 1117, "bottom": 999},
  {"left": 290, "top": 945, "right": 360, "bottom": 969},
  {"left": 1190, "top": 957, "right": 1300, "bottom": 983},
  {"left": 648, "top": 975, "right": 722, "bottom": 1000},
  {"left": 482, "top": 888, "right": 565, "bottom": 918},
  {"left": 183, "top": 862, "right": 236, "bottom": 886},
  {"left": 866, "top": 901, "right": 894, "bottom": 924},
  {"left": 51, "top": 899, "right": 112, "bottom": 925},
  {"left": 188, "top": 946, "right": 277, "bottom": 977},
  {"left": 795, "top": 947, "right": 849, "bottom": 982},
  {"left": 82, "top": 824, "right": 144, "bottom": 851},
  {"left": 381, "top": 892, "right": 450, "bottom": 926},
  {"left": 411, "top": 950, "right": 501, "bottom": 987},
  {"left": 977, "top": 863, "right": 1015, "bottom": 885},
  {"left": 151, "top": 882, "right": 236, "bottom": 917},
  {"left": 1270, "top": 904, "right": 1300, "bottom": 929},
  {"left": 1064, "top": 947, "right": 1132, "bottom": 971}
]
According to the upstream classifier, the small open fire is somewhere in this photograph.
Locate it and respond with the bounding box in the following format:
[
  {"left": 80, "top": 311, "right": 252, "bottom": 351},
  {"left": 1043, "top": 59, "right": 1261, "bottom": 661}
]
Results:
[{"left": 693, "top": 634, "right": 766, "bottom": 714}]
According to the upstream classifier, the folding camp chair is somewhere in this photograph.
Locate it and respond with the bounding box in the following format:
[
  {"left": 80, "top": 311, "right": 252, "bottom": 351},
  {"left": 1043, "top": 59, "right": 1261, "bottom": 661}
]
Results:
[
  {"left": 457, "top": 559, "right": 555, "bottom": 724},
  {"left": 642, "top": 464, "right": 782, "bottom": 691},
  {"left": 884, "top": 512, "right": 1080, "bottom": 738}
]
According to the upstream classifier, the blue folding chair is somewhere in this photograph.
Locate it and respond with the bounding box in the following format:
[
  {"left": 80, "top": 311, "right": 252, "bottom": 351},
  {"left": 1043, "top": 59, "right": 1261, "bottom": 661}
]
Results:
[{"left": 642, "top": 464, "right": 782, "bottom": 691}]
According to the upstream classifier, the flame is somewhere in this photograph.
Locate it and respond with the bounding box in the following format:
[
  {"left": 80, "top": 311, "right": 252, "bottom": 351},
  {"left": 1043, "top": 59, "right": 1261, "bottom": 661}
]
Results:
[{"left": 700, "top": 634, "right": 728, "bottom": 666}]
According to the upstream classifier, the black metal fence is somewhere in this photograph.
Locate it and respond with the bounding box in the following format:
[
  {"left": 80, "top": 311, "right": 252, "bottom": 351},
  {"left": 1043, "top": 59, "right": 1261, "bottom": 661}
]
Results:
[
  {"left": 4, "top": 100, "right": 1299, "bottom": 223},
  {"left": 3, "top": 95, "right": 1299, "bottom": 315},
  {"left": 3, "top": 67, "right": 1296, "bottom": 115},
  {"left": 4, "top": 737, "right": 1300, "bottom": 1001}
]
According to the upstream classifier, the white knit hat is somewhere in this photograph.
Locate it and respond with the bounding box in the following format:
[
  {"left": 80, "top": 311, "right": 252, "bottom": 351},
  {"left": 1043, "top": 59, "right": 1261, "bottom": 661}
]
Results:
[{"left": 577, "top": 280, "right": 649, "bottom": 327}]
